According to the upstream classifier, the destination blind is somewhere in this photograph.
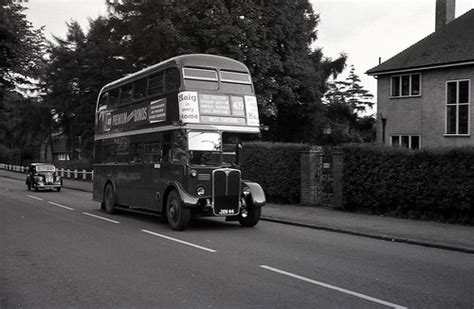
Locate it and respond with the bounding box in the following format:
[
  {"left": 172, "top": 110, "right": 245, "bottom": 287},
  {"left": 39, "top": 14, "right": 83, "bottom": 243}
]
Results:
[{"left": 178, "top": 91, "right": 259, "bottom": 126}]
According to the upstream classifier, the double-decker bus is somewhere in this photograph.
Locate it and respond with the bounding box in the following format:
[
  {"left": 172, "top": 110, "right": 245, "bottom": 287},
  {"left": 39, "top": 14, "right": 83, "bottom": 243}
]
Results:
[{"left": 93, "top": 54, "right": 266, "bottom": 230}]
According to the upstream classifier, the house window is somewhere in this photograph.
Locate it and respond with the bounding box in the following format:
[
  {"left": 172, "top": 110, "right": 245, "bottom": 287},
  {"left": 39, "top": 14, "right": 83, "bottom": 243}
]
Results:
[
  {"left": 390, "top": 74, "right": 421, "bottom": 97},
  {"left": 446, "top": 80, "right": 470, "bottom": 135},
  {"left": 391, "top": 135, "right": 420, "bottom": 149},
  {"left": 57, "top": 153, "right": 70, "bottom": 161}
]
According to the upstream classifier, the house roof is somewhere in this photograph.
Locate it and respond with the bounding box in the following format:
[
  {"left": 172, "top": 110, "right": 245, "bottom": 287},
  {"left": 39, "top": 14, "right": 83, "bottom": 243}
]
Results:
[{"left": 366, "top": 9, "right": 474, "bottom": 75}]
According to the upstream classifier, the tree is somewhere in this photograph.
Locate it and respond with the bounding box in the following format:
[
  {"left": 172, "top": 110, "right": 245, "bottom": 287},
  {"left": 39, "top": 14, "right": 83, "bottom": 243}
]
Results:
[
  {"left": 43, "top": 19, "right": 134, "bottom": 159},
  {"left": 324, "top": 65, "right": 375, "bottom": 143},
  {"left": 0, "top": 1, "right": 47, "bottom": 163},
  {"left": 0, "top": 1, "right": 45, "bottom": 98},
  {"left": 0, "top": 91, "right": 51, "bottom": 163},
  {"left": 107, "top": 0, "right": 346, "bottom": 143},
  {"left": 41, "top": 0, "right": 347, "bottom": 159}
]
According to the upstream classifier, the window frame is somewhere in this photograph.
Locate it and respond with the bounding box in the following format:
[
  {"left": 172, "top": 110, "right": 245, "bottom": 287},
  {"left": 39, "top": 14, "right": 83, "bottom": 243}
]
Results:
[
  {"left": 147, "top": 71, "right": 165, "bottom": 96},
  {"left": 390, "top": 135, "right": 421, "bottom": 149},
  {"left": 444, "top": 79, "right": 470, "bottom": 136},
  {"left": 182, "top": 68, "right": 218, "bottom": 82},
  {"left": 220, "top": 70, "right": 252, "bottom": 84},
  {"left": 118, "top": 83, "right": 134, "bottom": 105},
  {"left": 390, "top": 73, "right": 422, "bottom": 98}
]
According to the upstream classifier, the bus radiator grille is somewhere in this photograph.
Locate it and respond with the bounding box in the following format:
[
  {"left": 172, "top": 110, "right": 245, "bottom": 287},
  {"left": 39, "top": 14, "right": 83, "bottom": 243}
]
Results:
[{"left": 212, "top": 169, "right": 241, "bottom": 216}]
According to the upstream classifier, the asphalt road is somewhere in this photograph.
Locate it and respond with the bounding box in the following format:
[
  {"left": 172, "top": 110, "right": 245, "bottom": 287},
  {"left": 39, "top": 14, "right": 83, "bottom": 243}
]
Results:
[{"left": 1, "top": 176, "right": 473, "bottom": 308}]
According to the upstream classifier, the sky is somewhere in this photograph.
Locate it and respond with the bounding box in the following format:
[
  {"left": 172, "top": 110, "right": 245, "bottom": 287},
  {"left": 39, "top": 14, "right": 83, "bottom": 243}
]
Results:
[{"left": 22, "top": 0, "right": 474, "bottom": 113}]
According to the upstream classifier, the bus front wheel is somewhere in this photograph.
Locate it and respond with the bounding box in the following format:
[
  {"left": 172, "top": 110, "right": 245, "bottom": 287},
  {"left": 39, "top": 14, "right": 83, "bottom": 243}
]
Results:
[
  {"left": 239, "top": 206, "right": 261, "bottom": 227},
  {"left": 104, "top": 184, "right": 117, "bottom": 214},
  {"left": 166, "top": 190, "right": 190, "bottom": 231}
]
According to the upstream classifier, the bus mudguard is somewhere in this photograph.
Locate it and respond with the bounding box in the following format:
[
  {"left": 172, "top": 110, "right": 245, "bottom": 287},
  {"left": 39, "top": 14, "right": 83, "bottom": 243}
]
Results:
[
  {"left": 242, "top": 180, "right": 266, "bottom": 207},
  {"left": 167, "top": 181, "right": 199, "bottom": 208}
]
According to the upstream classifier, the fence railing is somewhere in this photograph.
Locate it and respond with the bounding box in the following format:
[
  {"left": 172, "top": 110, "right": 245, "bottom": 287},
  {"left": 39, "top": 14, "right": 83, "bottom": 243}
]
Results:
[{"left": 0, "top": 163, "right": 94, "bottom": 181}]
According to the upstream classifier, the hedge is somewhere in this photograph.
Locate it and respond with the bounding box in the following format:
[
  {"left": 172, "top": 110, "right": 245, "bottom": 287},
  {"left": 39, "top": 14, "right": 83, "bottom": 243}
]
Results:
[
  {"left": 241, "top": 142, "right": 310, "bottom": 204},
  {"left": 342, "top": 145, "right": 474, "bottom": 224}
]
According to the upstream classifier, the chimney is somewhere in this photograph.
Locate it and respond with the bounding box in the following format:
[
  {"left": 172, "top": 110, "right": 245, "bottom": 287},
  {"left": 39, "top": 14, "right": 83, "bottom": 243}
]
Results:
[{"left": 436, "top": 0, "right": 456, "bottom": 31}]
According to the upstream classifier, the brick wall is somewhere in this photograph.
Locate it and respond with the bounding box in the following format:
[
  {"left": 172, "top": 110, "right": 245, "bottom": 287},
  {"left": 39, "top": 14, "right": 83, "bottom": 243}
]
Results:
[{"left": 300, "top": 147, "right": 343, "bottom": 208}]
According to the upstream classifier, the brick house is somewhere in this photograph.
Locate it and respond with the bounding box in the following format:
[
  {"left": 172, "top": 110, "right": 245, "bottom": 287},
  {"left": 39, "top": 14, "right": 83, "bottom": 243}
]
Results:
[{"left": 367, "top": 0, "right": 474, "bottom": 149}]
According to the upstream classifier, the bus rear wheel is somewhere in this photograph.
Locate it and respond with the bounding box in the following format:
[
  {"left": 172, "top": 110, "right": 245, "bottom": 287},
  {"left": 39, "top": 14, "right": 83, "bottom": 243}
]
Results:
[
  {"left": 104, "top": 184, "right": 117, "bottom": 214},
  {"left": 166, "top": 190, "right": 190, "bottom": 231},
  {"left": 238, "top": 206, "right": 261, "bottom": 227}
]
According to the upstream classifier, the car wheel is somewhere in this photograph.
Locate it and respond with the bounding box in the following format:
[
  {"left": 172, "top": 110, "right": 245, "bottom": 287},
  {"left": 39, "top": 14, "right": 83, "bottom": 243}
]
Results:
[
  {"left": 166, "top": 190, "right": 190, "bottom": 231},
  {"left": 238, "top": 205, "right": 261, "bottom": 227},
  {"left": 104, "top": 184, "right": 116, "bottom": 214},
  {"left": 56, "top": 187, "right": 61, "bottom": 192}
]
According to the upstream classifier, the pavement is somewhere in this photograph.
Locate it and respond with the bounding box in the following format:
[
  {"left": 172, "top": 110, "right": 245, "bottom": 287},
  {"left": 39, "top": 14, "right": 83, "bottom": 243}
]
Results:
[{"left": 2, "top": 168, "right": 473, "bottom": 254}]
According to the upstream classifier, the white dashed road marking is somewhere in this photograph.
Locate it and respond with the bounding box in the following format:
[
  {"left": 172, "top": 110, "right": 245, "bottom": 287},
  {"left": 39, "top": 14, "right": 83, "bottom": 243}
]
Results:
[
  {"left": 27, "top": 195, "right": 43, "bottom": 201},
  {"left": 260, "top": 265, "right": 407, "bottom": 309},
  {"left": 142, "top": 229, "right": 217, "bottom": 253},
  {"left": 48, "top": 201, "right": 74, "bottom": 211},
  {"left": 82, "top": 212, "right": 120, "bottom": 224}
]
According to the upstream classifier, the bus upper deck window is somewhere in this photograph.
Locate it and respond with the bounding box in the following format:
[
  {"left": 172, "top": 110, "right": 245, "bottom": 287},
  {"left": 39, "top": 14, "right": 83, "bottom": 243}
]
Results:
[
  {"left": 165, "top": 68, "right": 180, "bottom": 92},
  {"left": 147, "top": 72, "right": 164, "bottom": 96},
  {"left": 98, "top": 92, "right": 109, "bottom": 110},
  {"left": 220, "top": 71, "right": 251, "bottom": 84},
  {"left": 182, "top": 68, "right": 218, "bottom": 81},
  {"left": 108, "top": 89, "right": 119, "bottom": 108},
  {"left": 182, "top": 67, "right": 218, "bottom": 90},
  {"left": 133, "top": 78, "right": 147, "bottom": 100},
  {"left": 119, "top": 84, "right": 133, "bottom": 104}
]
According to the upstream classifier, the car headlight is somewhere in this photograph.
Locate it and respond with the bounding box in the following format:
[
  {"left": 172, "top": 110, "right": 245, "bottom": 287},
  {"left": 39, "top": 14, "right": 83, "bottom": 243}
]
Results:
[
  {"left": 242, "top": 186, "right": 251, "bottom": 196},
  {"left": 196, "top": 186, "right": 206, "bottom": 196}
]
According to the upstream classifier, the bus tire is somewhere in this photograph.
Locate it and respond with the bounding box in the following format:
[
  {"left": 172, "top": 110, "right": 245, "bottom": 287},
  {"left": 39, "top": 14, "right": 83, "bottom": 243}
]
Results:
[
  {"left": 166, "top": 190, "right": 190, "bottom": 231},
  {"left": 104, "top": 183, "right": 117, "bottom": 214},
  {"left": 239, "top": 206, "right": 261, "bottom": 227}
]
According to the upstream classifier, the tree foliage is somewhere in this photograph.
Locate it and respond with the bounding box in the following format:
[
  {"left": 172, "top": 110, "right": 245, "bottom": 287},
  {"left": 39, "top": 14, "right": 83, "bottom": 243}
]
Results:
[
  {"left": 4, "top": 0, "right": 354, "bottom": 161},
  {"left": 0, "top": 1, "right": 45, "bottom": 96},
  {"left": 324, "top": 65, "right": 375, "bottom": 143},
  {"left": 106, "top": 0, "right": 347, "bottom": 143},
  {"left": 0, "top": 1, "right": 47, "bottom": 163},
  {"left": 0, "top": 91, "right": 51, "bottom": 163},
  {"left": 43, "top": 19, "right": 135, "bottom": 158}
]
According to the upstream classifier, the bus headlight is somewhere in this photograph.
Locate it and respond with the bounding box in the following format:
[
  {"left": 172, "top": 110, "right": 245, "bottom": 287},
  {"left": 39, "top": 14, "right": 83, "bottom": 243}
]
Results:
[{"left": 196, "top": 186, "right": 206, "bottom": 196}]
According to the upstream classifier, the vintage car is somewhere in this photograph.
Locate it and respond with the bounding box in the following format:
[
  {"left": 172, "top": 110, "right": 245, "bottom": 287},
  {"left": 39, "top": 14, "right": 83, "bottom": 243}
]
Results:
[{"left": 25, "top": 163, "right": 62, "bottom": 192}]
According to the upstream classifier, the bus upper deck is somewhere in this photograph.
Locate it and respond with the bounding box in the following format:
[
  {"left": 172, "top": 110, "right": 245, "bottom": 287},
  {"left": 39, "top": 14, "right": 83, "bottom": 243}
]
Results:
[{"left": 95, "top": 54, "right": 260, "bottom": 140}]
